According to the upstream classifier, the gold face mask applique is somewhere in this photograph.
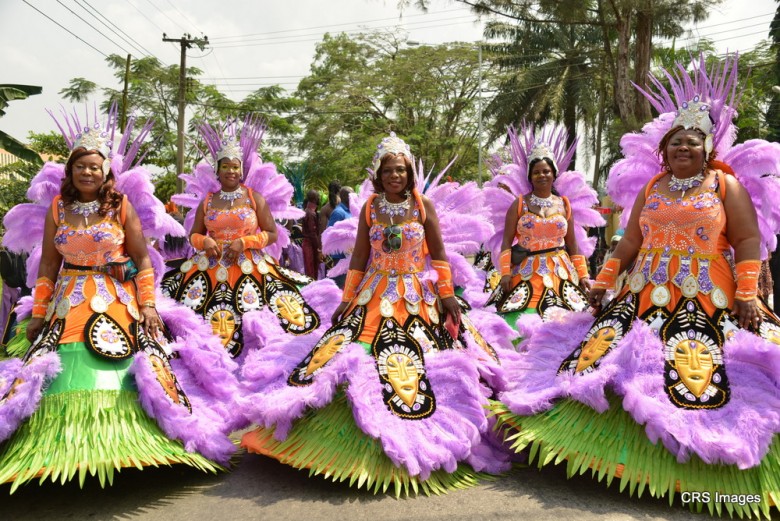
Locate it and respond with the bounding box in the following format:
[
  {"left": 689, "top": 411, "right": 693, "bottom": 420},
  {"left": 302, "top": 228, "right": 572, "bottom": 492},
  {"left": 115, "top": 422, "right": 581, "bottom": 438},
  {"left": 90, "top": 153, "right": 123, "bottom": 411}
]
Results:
[{"left": 372, "top": 317, "right": 435, "bottom": 419}]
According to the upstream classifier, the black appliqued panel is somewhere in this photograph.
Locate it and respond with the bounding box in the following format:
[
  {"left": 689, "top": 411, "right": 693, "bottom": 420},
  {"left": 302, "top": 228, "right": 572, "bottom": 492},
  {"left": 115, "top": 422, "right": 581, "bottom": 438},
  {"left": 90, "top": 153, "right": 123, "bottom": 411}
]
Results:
[
  {"left": 205, "top": 282, "right": 243, "bottom": 358},
  {"left": 274, "top": 265, "right": 314, "bottom": 286},
  {"left": 233, "top": 274, "right": 265, "bottom": 314},
  {"left": 756, "top": 299, "right": 780, "bottom": 345},
  {"left": 177, "top": 271, "right": 212, "bottom": 312},
  {"left": 372, "top": 317, "right": 435, "bottom": 420},
  {"left": 160, "top": 270, "right": 184, "bottom": 299},
  {"left": 288, "top": 306, "right": 366, "bottom": 387},
  {"left": 661, "top": 298, "right": 729, "bottom": 409},
  {"left": 460, "top": 313, "right": 500, "bottom": 363},
  {"left": 84, "top": 313, "right": 134, "bottom": 359},
  {"left": 22, "top": 318, "right": 64, "bottom": 363},
  {"left": 454, "top": 295, "right": 472, "bottom": 311},
  {"left": 560, "top": 279, "right": 588, "bottom": 312},
  {"left": 264, "top": 276, "right": 319, "bottom": 335},
  {"left": 559, "top": 292, "right": 638, "bottom": 375},
  {"left": 405, "top": 316, "right": 444, "bottom": 355},
  {"left": 474, "top": 249, "right": 492, "bottom": 271},
  {"left": 537, "top": 286, "right": 570, "bottom": 320},
  {"left": 133, "top": 323, "right": 192, "bottom": 413},
  {"left": 497, "top": 281, "right": 531, "bottom": 314}
]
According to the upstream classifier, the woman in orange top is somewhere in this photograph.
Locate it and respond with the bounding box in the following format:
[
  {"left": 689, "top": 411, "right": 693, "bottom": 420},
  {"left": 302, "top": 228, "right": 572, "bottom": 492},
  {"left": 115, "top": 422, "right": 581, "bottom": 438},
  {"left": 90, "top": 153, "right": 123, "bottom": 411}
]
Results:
[
  {"left": 488, "top": 125, "right": 602, "bottom": 326},
  {"left": 492, "top": 55, "right": 780, "bottom": 515},
  {"left": 240, "top": 133, "right": 511, "bottom": 495},
  {"left": 163, "top": 119, "right": 320, "bottom": 358},
  {"left": 0, "top": 111, "right": 235, "bottom": 490}
]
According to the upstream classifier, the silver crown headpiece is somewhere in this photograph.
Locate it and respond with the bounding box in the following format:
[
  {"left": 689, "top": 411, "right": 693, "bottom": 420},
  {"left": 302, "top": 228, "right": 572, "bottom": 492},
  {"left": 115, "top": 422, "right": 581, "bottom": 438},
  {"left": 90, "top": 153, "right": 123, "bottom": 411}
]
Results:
[
  {"left": 71, "top": 123, "right": 113, "bottom": 177},
  {"left": 371, "top": 132, "right": 412, "bottom": 177},
  {"left": 216, "top": 136, "right": 243, "bottom": 165},
  {"left": 672, "top": 96, "right": 714, "bottom": 157},
  {"left": 527, "top": 140, "right": 558, "bottom": 174}
]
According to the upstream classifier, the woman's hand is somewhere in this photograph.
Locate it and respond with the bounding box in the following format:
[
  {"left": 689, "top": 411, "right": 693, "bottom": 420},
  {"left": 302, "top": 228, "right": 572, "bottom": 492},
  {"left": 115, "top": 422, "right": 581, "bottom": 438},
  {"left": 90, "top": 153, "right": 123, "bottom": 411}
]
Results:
[
  {"left": 224, "top": 239, "right": 243, "bottom": 264},
  {"left": 441, "top": 296, "right": 462, "bottom": 325},
  {"left": 499, "top": 275, "right": 512, "bottom": 293},
  {"left": 588, "top": 288, "right": 606, "bottom": 314},
  {"left": 140, "top": 305, "right": 164, "bottom": 338},
  {"left": 579, "top": 277, "right": 592, "bottom": 292},
  {"left": 26, "top": 317, "right": 45, "bottom": 343},
  {"left": 331, "top": 301, "right": 349, "bottom": 325},
  {"left": 203, "top": 237, "right": 221, "bottom": 259},
  {"left": 732, "top": 298, "right": 762, "bottom": 330}
]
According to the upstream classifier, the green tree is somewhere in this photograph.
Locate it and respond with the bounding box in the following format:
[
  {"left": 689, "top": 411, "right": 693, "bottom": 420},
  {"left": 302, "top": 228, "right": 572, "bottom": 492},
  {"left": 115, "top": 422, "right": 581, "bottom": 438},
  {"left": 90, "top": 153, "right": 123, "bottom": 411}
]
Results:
[
  {"left": 766, "top": 1, "right": 780, "bottom": 142},
  {"left": 294, "top": 31, "right": 495, "bottom": 188},
  {"left": 62, "top": 55, "right": 302, "bottom": 191},
  {"left": 0, "top": 84, "right": 43, "bottom": 165}
]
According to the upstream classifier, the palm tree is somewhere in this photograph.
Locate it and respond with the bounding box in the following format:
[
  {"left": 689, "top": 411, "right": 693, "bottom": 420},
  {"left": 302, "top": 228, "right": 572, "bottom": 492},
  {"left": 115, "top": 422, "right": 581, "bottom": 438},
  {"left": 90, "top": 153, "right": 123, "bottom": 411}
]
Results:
[{"left": 0, "top": 84, "right": 43, "bottom": 165}]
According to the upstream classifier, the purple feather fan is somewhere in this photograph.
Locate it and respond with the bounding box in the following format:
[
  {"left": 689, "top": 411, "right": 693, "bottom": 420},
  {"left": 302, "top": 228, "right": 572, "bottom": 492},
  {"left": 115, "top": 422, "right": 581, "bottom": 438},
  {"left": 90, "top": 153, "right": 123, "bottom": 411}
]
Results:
[{"left": 0, "top": 353, "right": 62, "bottom": 442}]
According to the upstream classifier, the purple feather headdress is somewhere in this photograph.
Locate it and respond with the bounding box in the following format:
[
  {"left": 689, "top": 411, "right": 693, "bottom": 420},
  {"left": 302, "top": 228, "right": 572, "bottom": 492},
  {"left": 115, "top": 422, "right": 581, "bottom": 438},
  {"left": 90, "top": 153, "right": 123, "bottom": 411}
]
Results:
[
  {"left": 483, "top": 123, "right": 603, "bottom": 260},
  {"left": 3, "top": 103, "right": 185, "bottom": 287},
  {"left": 173, "top": 116, "right": 303, "bottom": 260},
  {"left": 608, "top": 53, "right": 780, "bottom": 257}
]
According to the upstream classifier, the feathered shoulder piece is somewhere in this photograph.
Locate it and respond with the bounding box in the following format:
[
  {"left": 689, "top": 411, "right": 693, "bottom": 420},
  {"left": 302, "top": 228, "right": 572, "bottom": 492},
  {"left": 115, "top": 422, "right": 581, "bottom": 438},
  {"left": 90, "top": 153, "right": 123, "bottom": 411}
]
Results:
[
  {"left": 172, "top": 116, "right": 303, "bottom": 260},
  {"left": 483, "top": 123, "right": 603, "bottom": 260},
  {"left": 3, "top": 103, "right": 184, "bottom": 287},
  {"left": 608, "top": 53, "right": 780, "bottom": 257}
]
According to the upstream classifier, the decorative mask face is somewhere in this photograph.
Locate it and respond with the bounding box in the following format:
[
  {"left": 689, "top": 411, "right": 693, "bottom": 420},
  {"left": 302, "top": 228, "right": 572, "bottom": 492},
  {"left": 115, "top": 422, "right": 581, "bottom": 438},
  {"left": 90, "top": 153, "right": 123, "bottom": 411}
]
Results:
[
  {"left": 210, "top": 309, "right": 237, "bottom": 345},
  {"left": 275, "top": 295, "right": 305, "bottom": 327},
  {"left": 488, "top": 270, "right": 501, "bottom": 290},
  {"left": 575, "top": 326, "right": 616, "bottom": 373},
  {"left": 673, "top": 339, "right": 714, "bottom": 397},
  {"left": 386, "top": 352, "right": 419, "bottom": 407},
  {"left": 305, "top": 333, "right": 346, "bottom": 376},
  {"left": 151, "top": 355, "right": 180, "bottom": 404}
]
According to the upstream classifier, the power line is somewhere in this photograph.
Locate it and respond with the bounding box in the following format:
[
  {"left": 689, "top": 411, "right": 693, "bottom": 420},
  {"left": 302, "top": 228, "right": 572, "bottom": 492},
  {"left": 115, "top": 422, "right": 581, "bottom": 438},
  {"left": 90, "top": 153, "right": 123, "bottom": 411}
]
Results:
[
  {"left": 211, "top": 19, "right": 481, "bottom": 49},
  {"left": 163, "top": 0, "right": 202, "bottom": 32},
  {"left": 75, "top": 0, "right": 156, "bottom": 57},
  {"left": 21, "top": 0, "right": 107, "bottom": 58},
  {"left": 55, "top": 0, "right": 134, "bottom": 56},
  {"left": 141, "top": 0, "right": 188, "bottom": 33},
  {"left": 209, "top": 7, "right": 472, "bottom": 41},
  {"left": 126, "top": 0, "right": 166, "bottom": 34}
]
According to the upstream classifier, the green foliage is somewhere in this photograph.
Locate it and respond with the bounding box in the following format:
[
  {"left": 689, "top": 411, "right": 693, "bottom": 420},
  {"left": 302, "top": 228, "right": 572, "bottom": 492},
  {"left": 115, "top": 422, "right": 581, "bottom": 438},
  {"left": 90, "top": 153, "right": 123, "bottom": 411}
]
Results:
[
  {"left": 294, "top": 32, "right": 495, "bottom": 188},
  {"left": 0, "top": 161, "right": 37, "bottom": 231},
  {"left": 0, "top": 84, "right": 44, "bottom": 165}
]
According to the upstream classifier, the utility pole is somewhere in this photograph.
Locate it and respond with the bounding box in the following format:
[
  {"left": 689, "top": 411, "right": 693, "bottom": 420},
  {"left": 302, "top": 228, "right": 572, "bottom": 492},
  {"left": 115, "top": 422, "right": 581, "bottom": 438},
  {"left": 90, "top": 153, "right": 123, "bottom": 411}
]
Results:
[
  {"left": 162, "top": 33, "right": 209, "bottom": 192},
  {"left": 476, "top": 42, "right": 483, "bottom": 186},
  {"left": 120, "top": 54, "right": 131, "bottom": 129}
]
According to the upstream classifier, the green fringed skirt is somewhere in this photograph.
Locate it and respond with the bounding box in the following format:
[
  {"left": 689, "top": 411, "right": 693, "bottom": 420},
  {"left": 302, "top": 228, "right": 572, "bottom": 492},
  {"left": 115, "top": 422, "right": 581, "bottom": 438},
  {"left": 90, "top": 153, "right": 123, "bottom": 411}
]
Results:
[
  {"left": 241, "top": 391, "right": 486, "bottom": 497},
  {"left": 492, "top": 394, "right": 780, "bottom": 518},
  {"left": 0, "top": 342, "right": 219, "bottom": 492}
]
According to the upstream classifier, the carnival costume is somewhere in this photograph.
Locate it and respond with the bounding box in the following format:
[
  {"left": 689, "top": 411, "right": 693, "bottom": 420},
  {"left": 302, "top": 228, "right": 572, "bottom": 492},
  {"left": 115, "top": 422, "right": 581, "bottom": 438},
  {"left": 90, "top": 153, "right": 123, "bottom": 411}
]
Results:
[
  {"left": 163, "top": 118, "right": 321, "bottom": 359},
  {"left": 239, "top": 133, "right": 516, "bottom": 496},
  {"left": 492, "top": 55, "right": 780, "bottom": 517},
  {"left": 482, "top": 125, "right": 603, "bottom": 325},
  {"left": 0, "top": 106, "right": 240, "bottom": 491}
]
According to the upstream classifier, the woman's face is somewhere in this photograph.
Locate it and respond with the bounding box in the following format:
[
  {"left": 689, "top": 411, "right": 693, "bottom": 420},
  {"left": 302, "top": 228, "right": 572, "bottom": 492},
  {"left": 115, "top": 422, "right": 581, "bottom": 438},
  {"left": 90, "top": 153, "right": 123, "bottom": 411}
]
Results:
[
  {"left": 665, "top": 128, "right": 705, "bottom": 174},
  {"left": 71, "top": 152, "right": 105, "bottom": 199},
  {"left": 218, "top": 158, "right": 242, "bottom": 190},
  {"left": 530, "top": 160, "right": 555, "bottom": 191},
  {"left": 380, "top": 155, "right": 409, "bottom": 197}
]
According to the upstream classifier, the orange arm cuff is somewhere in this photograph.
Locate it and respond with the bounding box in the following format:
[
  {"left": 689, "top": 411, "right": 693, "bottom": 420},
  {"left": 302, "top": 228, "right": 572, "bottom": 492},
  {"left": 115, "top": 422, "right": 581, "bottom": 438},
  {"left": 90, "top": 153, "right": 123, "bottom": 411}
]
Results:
[
  {"left": 432, "top": 260, "right": 455, "bottom": 299},
  {"left": 342, "top": 269, "right": 365, "bottom": 302},
  {"left": 136, "top": 268, "right": 156, "bottom": 307},
  {"left": 190, "top": 233, "right": 207, "bottom": 251},
  {"left": 570, "top": 254, "right": 589, "bottom": 279},
  {"left": 499, "top": 249, "right": 511, "bottom": 277},
  {"left": 735, "top": 260, "right": 761, "bottom": 302},
  {"left": 240, "top": 232, "right": 269, "bottom": 251},
  {"left": 32, "top": 276, "right": 55, "bottom": 318},
  {"left": 592, "top": 257, "right": 620, "bottom": 291}
]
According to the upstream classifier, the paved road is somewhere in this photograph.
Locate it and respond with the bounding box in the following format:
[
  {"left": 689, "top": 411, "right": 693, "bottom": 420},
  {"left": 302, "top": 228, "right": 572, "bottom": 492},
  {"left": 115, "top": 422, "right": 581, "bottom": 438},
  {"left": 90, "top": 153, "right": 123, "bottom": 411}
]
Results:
[{"left": 3, "top": 442, "right": 707, "bottom": 521}]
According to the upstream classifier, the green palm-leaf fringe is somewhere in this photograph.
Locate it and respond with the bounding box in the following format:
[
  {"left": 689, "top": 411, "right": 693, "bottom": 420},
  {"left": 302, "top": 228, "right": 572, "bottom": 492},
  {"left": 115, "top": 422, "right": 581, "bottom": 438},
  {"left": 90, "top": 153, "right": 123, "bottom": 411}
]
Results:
[
  {"left": 243, "top": 391, "right": 490, "bottom": 497},
  {"left": 0, "top": 389, "right": 221, "bottom": 493},
  {"left": 3, "top": 318, "right": 30, "bottom": 359},
  {"left": 491, "top": 395, "right": 780, "bottom": 519}
]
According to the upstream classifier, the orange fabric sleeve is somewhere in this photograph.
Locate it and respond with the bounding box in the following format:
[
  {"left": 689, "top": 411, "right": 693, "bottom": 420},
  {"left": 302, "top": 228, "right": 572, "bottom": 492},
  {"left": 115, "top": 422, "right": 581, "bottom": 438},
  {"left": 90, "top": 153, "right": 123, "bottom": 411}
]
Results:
[{"left": 32, "top": 276, "right": 55, "bottom": 318}]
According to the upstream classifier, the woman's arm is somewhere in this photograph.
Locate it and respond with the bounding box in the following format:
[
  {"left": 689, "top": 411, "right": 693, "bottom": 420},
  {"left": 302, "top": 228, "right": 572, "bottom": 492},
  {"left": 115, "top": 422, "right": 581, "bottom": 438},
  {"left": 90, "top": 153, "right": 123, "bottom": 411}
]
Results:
[
  {"left": 422, "top": 195, "right": 460, "bottom": 323},
  {"left": 331, "top": 202, "right": 371, "bottom": 323},
  {"left": 499, "top": 197, "right": 520, "bottom": 292},
  {"left": 190, "top": 199, "right": 221, "bottom": 259},
  {"left": 723, "top": 174, "right": 762, "bottom": 329},
  {"left": 26, "top": 209, "right": 63, "bottom": 341},
  {"left": 124, "top": 201, "right": 163, "bottom": 334}
]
